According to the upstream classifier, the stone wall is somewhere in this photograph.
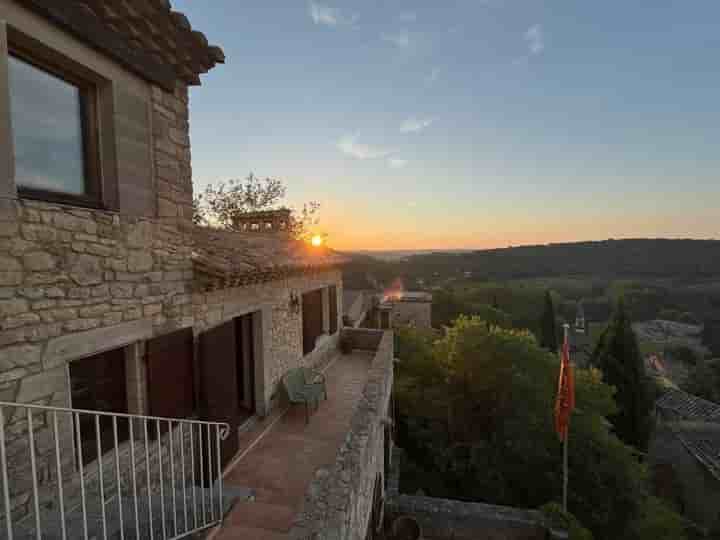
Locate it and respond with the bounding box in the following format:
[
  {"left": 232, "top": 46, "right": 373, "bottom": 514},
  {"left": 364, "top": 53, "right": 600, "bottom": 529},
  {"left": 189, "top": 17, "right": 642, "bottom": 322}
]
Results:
[
  {"left": 192, "top": 269, "right": 343, "bottom": 415},
  {"left": 289, "top": 330, "right": 394, "bottom": 540},
  {"left": 151, "top": 83, "right": 195, "bottom": 223},
  {"left": 391, "top": 300, "right": 432, "bottom": 329},
  {"left": 384, "top": 448, "right": 564, "bottom": 540}
]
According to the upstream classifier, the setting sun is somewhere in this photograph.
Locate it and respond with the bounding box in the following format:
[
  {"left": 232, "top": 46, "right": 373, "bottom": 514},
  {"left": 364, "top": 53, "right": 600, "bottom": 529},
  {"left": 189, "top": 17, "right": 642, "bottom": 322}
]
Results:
[{"left": 311, "top": 234, "right": 323, "bottom": 247}]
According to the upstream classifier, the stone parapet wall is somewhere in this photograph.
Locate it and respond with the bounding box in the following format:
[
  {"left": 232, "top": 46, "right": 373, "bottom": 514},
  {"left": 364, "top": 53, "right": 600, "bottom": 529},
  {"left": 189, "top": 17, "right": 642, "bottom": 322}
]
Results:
[
  {"left": 289, "top": 330, "right": 394, "bottom": 540},
  {"left": 341, "top": 327, "right": 384, "bottom": 352},
  {"left": 384, "top": 448, "right": 563, "bottom": 540}
]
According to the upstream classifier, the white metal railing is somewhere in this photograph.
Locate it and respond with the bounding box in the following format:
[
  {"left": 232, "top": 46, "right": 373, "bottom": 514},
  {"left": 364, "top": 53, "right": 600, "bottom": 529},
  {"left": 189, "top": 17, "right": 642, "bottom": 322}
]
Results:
[{"left": 0, "top": 401, "right": 230, "bottom": 540}]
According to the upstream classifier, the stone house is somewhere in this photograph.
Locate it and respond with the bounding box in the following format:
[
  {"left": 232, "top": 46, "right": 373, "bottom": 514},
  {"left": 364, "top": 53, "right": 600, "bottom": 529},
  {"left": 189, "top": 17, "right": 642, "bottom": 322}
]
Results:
[{"left": 0, "top": 0, "right": 348, "bottom": 534}]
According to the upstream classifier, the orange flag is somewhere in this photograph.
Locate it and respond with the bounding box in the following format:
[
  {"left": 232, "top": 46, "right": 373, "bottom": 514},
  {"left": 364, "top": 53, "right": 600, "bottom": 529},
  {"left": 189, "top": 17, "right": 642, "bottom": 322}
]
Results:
[{"left": 554, "top": 331, "right": 575, "bottom": 442}]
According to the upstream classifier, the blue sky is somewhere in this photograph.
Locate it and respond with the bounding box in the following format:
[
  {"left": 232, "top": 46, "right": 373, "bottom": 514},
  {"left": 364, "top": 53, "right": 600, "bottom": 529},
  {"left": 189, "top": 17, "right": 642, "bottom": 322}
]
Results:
[{"left": 173, "top": 0, "right": 720, "bottom": 250}]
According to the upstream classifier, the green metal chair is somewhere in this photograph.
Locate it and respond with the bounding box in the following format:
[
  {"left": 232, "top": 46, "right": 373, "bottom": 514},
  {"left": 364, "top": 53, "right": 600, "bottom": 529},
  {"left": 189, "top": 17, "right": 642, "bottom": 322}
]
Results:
[{"left": 282, "top": 367, "right": 327, "bottom": 424}]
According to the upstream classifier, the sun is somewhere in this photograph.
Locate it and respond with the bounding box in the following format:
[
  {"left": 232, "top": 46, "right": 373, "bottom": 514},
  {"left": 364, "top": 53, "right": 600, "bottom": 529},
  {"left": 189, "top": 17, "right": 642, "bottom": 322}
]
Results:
[{"left": 311, "top": 235, "right": 323, "bottom": 247}]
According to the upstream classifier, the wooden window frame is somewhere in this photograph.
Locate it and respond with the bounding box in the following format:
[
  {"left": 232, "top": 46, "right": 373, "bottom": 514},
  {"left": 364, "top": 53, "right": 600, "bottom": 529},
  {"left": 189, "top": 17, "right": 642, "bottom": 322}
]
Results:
[{"left": 7, "top": 29, "right": 104, "bottom": 209}]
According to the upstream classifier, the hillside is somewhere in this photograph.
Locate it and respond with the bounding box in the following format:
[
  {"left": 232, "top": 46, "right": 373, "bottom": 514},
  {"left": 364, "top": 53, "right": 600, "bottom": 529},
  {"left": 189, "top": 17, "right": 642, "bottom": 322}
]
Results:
[{"left": 397, "top": 239, "right": 720, "bottom": 281}]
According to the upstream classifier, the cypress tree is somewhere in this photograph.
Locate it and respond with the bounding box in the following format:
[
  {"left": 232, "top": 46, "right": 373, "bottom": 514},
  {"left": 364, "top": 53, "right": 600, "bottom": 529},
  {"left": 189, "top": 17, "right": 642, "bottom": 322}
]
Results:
[
  {"left": 540, "top": 290, "right": 558, "bottom": 352},
  {"left": 591, "top": 297, "right": 651, "bottom": 450}
]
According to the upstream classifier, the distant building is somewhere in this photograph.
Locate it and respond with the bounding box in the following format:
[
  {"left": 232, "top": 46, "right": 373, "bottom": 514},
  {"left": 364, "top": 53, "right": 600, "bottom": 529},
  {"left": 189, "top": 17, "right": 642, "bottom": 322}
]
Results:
[
  {"left": 377, "top": 291, "right": 433, "bottom": 330},
  {"left": 574, "top": 300, "right": 586, "bottom": 333},
  {"left": 650, "top": 389, "right": 720, "bottom": 532}
]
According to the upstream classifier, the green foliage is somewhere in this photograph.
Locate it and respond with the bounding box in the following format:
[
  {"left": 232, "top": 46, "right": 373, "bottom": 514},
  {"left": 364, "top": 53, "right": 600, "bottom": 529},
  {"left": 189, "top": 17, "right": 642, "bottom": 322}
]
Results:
[
  {"left": 628, "top": 497, "right": 688, "bottom": 540},
  {"left": 665, "top": 345, "right": 699, "bottom": 366},
  {"left": 682, "top": 358, "right": 720, "bottom": 403},
  {"left": 540, "top": 290, "right": 559, "bottom": 352},
  {"left": 591, "top": 298, "right": 652, "bottom": 450},
  {"left": 193, "top": 173, "right": 320, "bottom": 239},
  {"left": 395, "top": 317, "right": 658, "bottom": 540},
  {"left": 539, "top": 503, "right": 594, "bottom": 540}
]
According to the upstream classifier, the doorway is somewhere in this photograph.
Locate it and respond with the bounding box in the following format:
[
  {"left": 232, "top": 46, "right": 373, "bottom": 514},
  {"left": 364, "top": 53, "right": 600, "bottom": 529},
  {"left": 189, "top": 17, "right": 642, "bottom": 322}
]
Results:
[{"left": 235, "top": 312, "right": 256, "bottom": 422}]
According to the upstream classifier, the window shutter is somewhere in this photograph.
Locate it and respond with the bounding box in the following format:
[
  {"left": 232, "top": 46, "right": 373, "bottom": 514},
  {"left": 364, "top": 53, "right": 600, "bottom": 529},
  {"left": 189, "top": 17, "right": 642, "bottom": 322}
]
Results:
[
  {"left": 146, "top": 327, "right": 195, "bottom": 419},
  {"left": 302, "top": 289, "right": 324, "bottom": 355},
  {"left": 329, "top": 286, "right": 338, "bottom": 334}
]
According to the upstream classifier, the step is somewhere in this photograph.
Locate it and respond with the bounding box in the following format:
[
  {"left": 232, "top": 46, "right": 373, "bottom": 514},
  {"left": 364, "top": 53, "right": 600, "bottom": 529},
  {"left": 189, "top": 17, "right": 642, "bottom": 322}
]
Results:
[{"left": 5, "top": 483, "right": 251, "bottom": 540}]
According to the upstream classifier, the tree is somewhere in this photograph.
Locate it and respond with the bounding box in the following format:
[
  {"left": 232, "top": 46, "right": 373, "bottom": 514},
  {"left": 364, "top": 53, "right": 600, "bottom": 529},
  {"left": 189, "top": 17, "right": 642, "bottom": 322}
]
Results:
[
  {"left": 682, "top": 358, "right": 720, "bottom": 403},
  {"left": 193, "top": 173, "right": 320, "bottom": 239},
  {"left": 540, "top": 290, "right": 558, "bottom": 352},
  {"left": 393, "top": 316, "right": 683, "bottom": 540},
  {"left": 591, "top": 297, "right": 652, "bottom": 450}
]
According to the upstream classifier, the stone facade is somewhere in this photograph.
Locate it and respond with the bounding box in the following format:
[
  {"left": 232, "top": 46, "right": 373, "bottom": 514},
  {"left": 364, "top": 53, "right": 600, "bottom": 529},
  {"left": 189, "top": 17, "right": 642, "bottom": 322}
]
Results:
[
  {"left": 0, "top": 3, "right": 345, "bottom": 529},
  {"left": 289, "top": 329, "right": 394, "bottom": 540},
  {"left": 192, "top": 269, "right": 343, "bottom": 416}
]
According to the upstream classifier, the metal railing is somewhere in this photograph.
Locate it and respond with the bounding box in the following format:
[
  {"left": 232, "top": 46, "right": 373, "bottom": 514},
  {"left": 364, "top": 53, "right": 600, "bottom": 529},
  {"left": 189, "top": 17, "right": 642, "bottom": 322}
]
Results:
[{"left": 0, "top": 401, "right": 230, "bottom": 540}]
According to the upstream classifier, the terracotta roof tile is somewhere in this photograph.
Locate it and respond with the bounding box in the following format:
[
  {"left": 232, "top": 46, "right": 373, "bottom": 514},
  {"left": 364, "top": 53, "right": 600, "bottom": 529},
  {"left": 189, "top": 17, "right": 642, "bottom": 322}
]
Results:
[
  {"left": 191, "top": 227, "right": 348, "bottom": 290},
  {"left": 18, "top": 0, "right": 224, "bottom": 87},
  {"left": 656, "top": 388, "right": 720, "bottom": 423}
]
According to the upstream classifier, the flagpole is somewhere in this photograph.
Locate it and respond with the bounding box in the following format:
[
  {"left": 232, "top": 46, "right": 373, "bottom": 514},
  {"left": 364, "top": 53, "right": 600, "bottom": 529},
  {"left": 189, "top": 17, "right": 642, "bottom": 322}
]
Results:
[{"left": 562, "top": 323, "right": 570, "bottom": 513}]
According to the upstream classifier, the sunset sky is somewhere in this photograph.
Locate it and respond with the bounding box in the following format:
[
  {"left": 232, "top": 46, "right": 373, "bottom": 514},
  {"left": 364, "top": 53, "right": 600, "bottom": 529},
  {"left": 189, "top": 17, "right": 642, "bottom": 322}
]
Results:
[{"left": 173, "top": 1, "right": 720, "bottom": 251}]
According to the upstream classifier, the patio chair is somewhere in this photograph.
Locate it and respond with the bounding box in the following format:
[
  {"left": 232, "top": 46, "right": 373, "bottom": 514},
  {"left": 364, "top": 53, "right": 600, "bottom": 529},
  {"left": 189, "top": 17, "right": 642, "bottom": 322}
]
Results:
[{"left": 282, "top": 367, "right": 328, "bottom": 424}]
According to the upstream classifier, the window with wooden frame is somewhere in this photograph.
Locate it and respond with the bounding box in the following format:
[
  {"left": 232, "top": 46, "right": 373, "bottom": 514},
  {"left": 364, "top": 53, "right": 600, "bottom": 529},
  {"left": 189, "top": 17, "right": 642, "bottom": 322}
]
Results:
[{"left": 5, "top": 32, "right": 103, "bottom": 208}]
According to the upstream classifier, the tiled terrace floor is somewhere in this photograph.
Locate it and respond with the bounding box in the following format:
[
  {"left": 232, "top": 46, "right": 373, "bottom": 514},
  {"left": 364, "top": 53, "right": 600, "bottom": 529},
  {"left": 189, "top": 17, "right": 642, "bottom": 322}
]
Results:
[{"left": 213, "top": 351, "right": 374, "bottom": 540}]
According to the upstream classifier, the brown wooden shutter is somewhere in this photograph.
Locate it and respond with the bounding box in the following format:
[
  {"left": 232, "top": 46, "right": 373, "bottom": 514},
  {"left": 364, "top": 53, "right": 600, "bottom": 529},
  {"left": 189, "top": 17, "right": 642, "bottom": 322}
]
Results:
[
  {"left": 146, "top": 327, "right": 195, "bottom": 420},
  {"left": 114, "top": 86, "right": 155, "bottom": 217},
  {"left": 198, "top": 320, "right": 240, "bottom": 473},
  {"left": 302, "top": 289, "right": 324, "bottom": 355},
  {"left": 329, "top": 285, "right": 338, "bottom": 334}
]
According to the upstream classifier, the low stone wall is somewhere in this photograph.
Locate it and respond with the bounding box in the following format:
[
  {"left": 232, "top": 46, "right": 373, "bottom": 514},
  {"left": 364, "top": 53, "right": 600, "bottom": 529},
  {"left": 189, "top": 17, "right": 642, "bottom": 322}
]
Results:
[
  {"left": 384, "top": 496, "right": 551, "bottom": 540},
  {"left": 384, "top": 448, "right": 564, "bottom": 540},
  {"left": 341, "top": 327, "right": 384, "bottom": 352},
  {"left": 289, "top": 330, "right": 394, "bottom": 540}
]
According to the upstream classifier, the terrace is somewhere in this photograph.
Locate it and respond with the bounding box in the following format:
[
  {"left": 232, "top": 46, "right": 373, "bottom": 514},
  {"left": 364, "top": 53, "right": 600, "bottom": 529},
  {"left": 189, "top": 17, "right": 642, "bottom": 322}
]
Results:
[{"left": 212, "top": 328, "right": 394, "bottom": 539}]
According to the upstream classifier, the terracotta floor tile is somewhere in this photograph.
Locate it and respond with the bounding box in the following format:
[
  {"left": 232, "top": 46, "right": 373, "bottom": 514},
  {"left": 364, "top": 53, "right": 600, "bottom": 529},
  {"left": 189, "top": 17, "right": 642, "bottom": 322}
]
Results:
[{"left": 217, "top": 352, "right": 374, "bottom": 537}]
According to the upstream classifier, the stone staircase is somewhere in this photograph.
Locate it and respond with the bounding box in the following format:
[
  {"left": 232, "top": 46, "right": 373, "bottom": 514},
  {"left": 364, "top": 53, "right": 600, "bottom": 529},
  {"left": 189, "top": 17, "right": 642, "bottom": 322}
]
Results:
[{"left": 5, "top": 484, "right": 252, "bottom": 540}]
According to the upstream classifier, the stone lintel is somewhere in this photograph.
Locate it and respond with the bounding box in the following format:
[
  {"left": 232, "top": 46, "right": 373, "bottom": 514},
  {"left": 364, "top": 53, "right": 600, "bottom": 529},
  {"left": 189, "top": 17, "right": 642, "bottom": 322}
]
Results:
[{"left": 42, "top": 318, "right": 155, "bottom": 370}]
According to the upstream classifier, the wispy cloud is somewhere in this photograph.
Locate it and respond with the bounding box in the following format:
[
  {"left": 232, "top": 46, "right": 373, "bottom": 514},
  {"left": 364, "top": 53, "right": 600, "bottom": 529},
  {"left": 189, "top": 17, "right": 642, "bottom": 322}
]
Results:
[
  {"left": 389, "top": 158, "right": 408, "bottom": 169},
  {"left": 426, "top": 68, "right": 440, "bottom": 85},
  {"left": 309, "top": 2, "right": 358, "bottom": 27},
  {"left": 337, "top": 134, "right": 392, "bottom": 160},
  {"left": 400, "top": 117, "right": 433, "bottom": 134},
  {"left": 382, "top": 30, "right": 411, "bottom": 49},
  {"left": 398, "top": 12, "right": 417, "bottom": 23},
  {"left": 524, "top": 24, "right": 544, "bottom": 55}
]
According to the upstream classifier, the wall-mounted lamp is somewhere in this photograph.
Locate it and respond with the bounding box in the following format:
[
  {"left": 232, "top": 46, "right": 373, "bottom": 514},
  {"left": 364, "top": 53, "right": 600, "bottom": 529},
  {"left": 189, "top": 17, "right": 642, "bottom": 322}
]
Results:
[{"left": 289, "top": 291, "right": 301, "bottom": 314}]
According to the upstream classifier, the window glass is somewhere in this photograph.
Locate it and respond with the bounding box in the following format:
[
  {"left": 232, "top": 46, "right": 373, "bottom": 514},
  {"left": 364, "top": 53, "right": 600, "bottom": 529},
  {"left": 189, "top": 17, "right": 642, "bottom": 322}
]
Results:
[{"left": 8, "top": 55, "right": 87, "bottom": 196}]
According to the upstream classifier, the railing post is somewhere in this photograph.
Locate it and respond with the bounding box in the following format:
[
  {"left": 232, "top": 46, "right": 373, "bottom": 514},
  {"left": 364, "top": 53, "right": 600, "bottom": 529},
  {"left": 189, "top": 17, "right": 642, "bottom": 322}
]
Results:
[
  {"left": 144, "top": 419, "right": 154, "bottom": 540},
  {"left": 112, "top": 416, "right": 124, "bottom": 540},
  {"left": 190, "top": 423, "right": 198, "bottom": 530},
  {"left": 52, "top": 411, "right": 67, "bottom": 540},
  {"left": 179, "top": 423, "right": 188, "bottom": 533},
  {"left": 169, "top": 420, "right": 177, "bottom": 537},
  {"left": 0, "top": 408, "right": 13, "bottom": 540},
  {"left": 206, "top": 424, "right": 214, "bottom": 521},
  {"left": 129, "top": 418, "right": 140, "bottom": 539},
  {"left": 156, "top": 420, "right": 167, "bottom": 540},
  {"left": 74, "top": 413, "right": 89, "bottom": 540},
  {"left": 216, "top": 425, "right": 223, "bottom": 522},
  {"left": 94, "top": 415, "right": 107, "bottom": 540}
]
